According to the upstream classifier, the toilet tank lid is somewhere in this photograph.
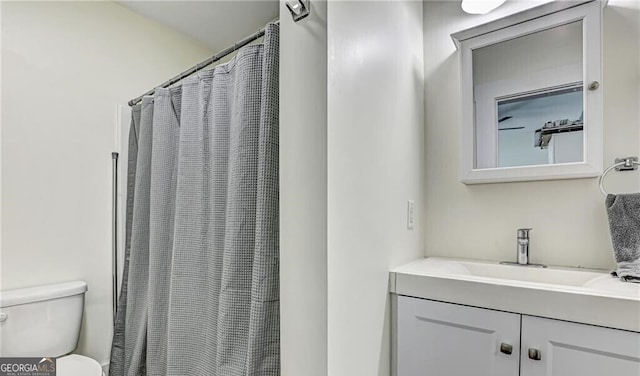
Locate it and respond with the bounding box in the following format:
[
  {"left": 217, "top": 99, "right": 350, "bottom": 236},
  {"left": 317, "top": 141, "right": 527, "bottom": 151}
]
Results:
[{"left": 0, "top": 281, "right": 87, "bottom": 308}]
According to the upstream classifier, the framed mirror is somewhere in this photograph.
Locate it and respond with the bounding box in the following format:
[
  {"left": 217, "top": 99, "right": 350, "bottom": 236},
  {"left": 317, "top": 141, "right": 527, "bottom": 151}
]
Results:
[{"left": 452, "top": 0, "right": 603, "bottom": 184}]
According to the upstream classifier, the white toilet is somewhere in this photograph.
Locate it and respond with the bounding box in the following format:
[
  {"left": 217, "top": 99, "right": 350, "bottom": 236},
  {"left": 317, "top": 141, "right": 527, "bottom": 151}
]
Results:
[{"left": 0, "top": 281, "right": 104, "bottom": 376}]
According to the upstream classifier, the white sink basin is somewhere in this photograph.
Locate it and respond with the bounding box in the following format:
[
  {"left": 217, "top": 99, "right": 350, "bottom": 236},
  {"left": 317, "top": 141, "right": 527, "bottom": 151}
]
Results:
[
  {"left": 390, "top": 257, "right": 640, "bottom": 332},
  {"left": 402, "top": 258, "right": 608, "bottom": 288}
]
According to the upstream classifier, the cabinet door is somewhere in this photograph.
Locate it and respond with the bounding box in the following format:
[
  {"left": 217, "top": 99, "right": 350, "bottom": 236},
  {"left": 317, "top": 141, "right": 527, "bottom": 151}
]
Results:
[
  {"left": 521, "top": 315, "right": 640, "bottom": 376},
  {"left": 397, "top": 296, "right": 520, "bottom": 376}
]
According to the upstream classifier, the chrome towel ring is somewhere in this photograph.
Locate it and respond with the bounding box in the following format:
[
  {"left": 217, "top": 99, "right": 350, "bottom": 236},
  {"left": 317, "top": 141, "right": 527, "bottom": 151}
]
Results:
[{"left": 599, "top": 156, "right": 639, "bottom": 195}]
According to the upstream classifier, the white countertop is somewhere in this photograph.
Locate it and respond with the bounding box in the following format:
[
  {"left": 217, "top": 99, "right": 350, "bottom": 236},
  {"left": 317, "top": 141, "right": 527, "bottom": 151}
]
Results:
[{"left": 390, "top": 257, "right": 640, "bottom": 332}]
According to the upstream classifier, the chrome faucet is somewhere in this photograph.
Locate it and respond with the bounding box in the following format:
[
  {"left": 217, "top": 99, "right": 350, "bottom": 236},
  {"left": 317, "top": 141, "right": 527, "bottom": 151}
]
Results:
[
  {"left": 501, "top": 228, "right": 546, "bottom": 268},
  {"left": 517, "top": 228, "right": 531, "bottom": 265}
]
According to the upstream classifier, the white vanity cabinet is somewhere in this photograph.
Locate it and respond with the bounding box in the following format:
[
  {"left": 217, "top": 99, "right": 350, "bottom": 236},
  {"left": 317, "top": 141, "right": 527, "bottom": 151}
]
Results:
[
  {"left": 521, "top": 315, "right": 640, "bottom": 375},
  {"left": 396, "top": 296, "right": 640, "bottom": 376},
  {"left": 397, "top": 296, "right": 521, "bottom": 376}
]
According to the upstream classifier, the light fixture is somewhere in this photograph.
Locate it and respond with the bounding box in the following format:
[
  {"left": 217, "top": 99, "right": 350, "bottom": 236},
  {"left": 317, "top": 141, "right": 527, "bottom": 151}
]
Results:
[{"left": 461, "top": 0, "right": 507, "bottom": 14}]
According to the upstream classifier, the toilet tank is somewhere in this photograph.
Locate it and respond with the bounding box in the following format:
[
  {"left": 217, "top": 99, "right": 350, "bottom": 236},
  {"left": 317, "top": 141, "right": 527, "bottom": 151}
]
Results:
[{"left": 0, "top": 281, "right": 88, "bottom": 357}]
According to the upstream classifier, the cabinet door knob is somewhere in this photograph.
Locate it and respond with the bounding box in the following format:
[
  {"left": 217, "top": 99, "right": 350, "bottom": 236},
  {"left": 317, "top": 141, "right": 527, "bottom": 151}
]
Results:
[
  {"left": 528, "top": 348, "right": 542, "bottom": 361},
  {"left": 499, "top": 343, "right": 513, "bottom": 355}
]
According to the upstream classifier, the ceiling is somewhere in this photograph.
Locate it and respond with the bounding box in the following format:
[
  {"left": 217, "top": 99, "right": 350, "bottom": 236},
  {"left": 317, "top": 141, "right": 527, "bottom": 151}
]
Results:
[{"left": 117, "top": 1, "right": 279, "bottom": 51}]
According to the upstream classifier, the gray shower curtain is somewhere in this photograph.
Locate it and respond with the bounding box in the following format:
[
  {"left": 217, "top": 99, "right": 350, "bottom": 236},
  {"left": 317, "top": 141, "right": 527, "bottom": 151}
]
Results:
[{"left": 110, "top": 23, "right": 279, "bottom": 376}]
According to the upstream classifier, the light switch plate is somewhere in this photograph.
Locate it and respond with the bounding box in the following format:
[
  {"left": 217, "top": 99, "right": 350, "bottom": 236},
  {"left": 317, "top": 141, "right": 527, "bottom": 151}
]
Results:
[{"left": 407, "top": 200, "right": 415, "bottom": 230}]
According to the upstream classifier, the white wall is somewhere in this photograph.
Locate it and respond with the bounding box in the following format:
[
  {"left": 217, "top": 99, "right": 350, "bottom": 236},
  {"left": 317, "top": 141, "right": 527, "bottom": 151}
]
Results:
[
  {"left": 280, "top": 1, "right": 425, "bottom": 374},
  {"left": 1, "top": 1, "right": 212, "bottom": 365},
  {"left": 279, "top": 1, "right": 328, "bottom": 375},
  {"left": 424, "top": 0, "right": 640, "bottom": 269},
  {"left": 605, "top": 0, "right": 640, "bottom": 189},
  {"left": 327, "top": 1, "right": 424, "bottom": 375}
]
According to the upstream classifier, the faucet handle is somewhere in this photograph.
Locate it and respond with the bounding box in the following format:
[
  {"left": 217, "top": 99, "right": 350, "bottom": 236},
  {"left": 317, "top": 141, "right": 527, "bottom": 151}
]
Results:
[{"left": 517, "top": 228, "right": 532, "bottom": 238}]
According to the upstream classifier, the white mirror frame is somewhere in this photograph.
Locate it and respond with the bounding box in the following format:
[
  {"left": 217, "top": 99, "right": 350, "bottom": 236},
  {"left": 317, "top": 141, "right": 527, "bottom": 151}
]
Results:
[{"left": 452, "top": 0, "right": 604, "bottom": 184}]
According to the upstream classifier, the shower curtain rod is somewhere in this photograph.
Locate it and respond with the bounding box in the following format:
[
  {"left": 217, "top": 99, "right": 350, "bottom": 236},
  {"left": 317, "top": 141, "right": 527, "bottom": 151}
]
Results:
[{"left": 128, "top": 20, "right": 279, "bottom": 106}]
